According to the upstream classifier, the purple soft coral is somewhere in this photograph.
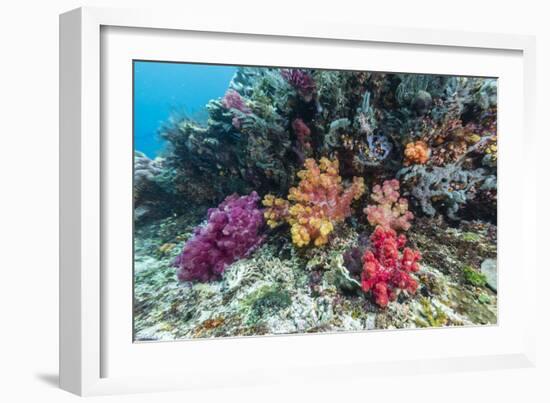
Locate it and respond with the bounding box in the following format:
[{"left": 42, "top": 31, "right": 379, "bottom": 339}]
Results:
[
  {"left": 281, "top": 69, "right": 316, "bottom": 102},
  {"left": 175, "top": 191, "right": 265, "bottom": 282},
  {"left": 221, "top": 89, "right": 251, "bottom": 114}
]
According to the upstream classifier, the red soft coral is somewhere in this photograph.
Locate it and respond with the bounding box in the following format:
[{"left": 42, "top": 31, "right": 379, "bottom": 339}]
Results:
[
  {"left": 361, "top": 226, "right": 421, "bottom": 307},
  {"left": 292, "top": 118, "right": 312, "bottom": 152}
]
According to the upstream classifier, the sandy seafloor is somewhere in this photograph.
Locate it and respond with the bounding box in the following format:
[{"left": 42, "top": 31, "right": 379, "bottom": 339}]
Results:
[{"left": 133, "top": 212, "right": 497, "bottom": 341}]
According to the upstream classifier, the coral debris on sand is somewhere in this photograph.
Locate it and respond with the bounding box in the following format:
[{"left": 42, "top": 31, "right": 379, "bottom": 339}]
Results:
[
  {"left": 134, "top": 214, "right": 496, "bottom": 341},
  {"left": 133, "top": 67, "right": 498, "bottom": 341}
]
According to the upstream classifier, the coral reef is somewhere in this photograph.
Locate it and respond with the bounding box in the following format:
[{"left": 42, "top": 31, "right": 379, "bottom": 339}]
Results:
[
  {"left": 174, "top": 192, "right": 265, "bottom": 282},
  {"left": 133, "top": 64, "right": 498, "bottom": 340}
]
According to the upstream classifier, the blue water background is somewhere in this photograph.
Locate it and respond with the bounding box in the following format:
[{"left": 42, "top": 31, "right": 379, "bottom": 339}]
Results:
[{"left": 134, "top": 61, "right": 237, "bottom": 157}]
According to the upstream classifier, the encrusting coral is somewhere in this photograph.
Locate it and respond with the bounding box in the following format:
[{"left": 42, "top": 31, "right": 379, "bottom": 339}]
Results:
[
  {"left": 361, "top": 226, "right": 421, "bottom": 307},
  {"left": 263, "top": 157, "right": 365, "bottom": 247},
  {"left": 174, "top": 191, "right": 265, "bottom": 282},
  {"left": 364, "top": 179, "right": 414, "bottom": 232}
]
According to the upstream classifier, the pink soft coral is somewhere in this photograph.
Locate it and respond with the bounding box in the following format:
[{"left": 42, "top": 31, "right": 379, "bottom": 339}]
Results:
[
  {"left": 364, "top": 179, "right": 413, "bottom": 232},
  {"left": 222, "top": 89, "right": 251, "bottom": 114},
  {"left": 361, "top": 226, "right": 421, "bottom": 307}
]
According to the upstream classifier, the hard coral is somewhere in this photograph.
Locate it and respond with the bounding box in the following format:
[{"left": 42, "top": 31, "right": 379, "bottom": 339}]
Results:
[
  {"left": 263, "top": 158, "right": 365, "bottom": 247},
  {"left": 281, "top": 69, "right": 316, "bottom": 102},
  {"left": 398, "top": 140, "right": 496, "bottom": 220},
  {"left": 364, "top": 179, "right": 413, "bottom": 232},
  {"left": 403, "top": 140, "right": 430, "bottom": 166},
  {"left": 175, "top": 191, "right": 265, "bottom": 282},
  {"left": 361, "top": 226, "right": 421, "bottom": 307}
]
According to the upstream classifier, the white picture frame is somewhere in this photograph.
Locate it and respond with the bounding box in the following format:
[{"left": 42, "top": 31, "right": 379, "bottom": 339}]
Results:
[{"left": 59, "top": 6, "right": 537, "bottom": 396}]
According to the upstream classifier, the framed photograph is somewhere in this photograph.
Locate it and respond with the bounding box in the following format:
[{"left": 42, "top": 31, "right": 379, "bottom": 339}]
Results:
[{"left": 60, "top": 7, "right": 537, "bottom": 396}]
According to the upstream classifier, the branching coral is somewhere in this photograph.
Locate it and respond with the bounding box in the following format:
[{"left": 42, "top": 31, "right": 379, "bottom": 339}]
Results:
[
  {"left": 263, "top": 158, "right": 365, "bottom": 247},
  {"left": 361, "top": 226, "right": 421, "bottom": 307},
  {"left": 403, "top": 140, "right": 430, "bottom": 166},
  {"left": 133, "top": 151, "right": 175, "bottom": 221},
  {"left": 364, "top": 179, "right": 414, "bottom": 232},
  {"left": 134, "top": 152, "right": 164, "bottom": 205},
  {"left": 398, "top": 140, "right": 496, "bottom": 220},
  {"left": 174, "top": 192, "right": 265, "bottom": 282}
]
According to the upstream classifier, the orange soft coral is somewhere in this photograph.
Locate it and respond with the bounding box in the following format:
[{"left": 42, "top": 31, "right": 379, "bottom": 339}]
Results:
[
  {"left": 263, "top": 157, "right": 365, "bottom": 247},
  {"left": 403, "top": 140, "right": 430, "bottom": 166}
]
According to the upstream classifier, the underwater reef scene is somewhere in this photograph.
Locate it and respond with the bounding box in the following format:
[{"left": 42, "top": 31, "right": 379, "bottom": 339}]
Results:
[{"left": 133, "top": 62, "right": 497, "bottom": 341}]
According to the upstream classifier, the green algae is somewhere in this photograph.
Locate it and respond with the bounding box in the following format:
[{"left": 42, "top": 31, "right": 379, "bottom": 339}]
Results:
[
  {"left": 415, "top": 297, "right": 447, "bottom": 328},
  {"left": 461, "top": 232, "right": 481, "bottom": 242},
  {"left": 240, "top": 284, "right": 292, "bottom": 325},
  {"left": 477, "top": 293, "right": 491, "bottom": 304},
  {"left": 463, "top": 265, "right": 487, "bottom": 287}
]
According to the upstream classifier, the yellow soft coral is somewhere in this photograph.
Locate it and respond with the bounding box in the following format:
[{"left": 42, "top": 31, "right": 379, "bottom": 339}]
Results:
[
  {"left": 262, "top": 194, "right": 290, "bottom": 228},
  {"left": 262, "top": 157, "right": 364, "bottom": 247}
]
